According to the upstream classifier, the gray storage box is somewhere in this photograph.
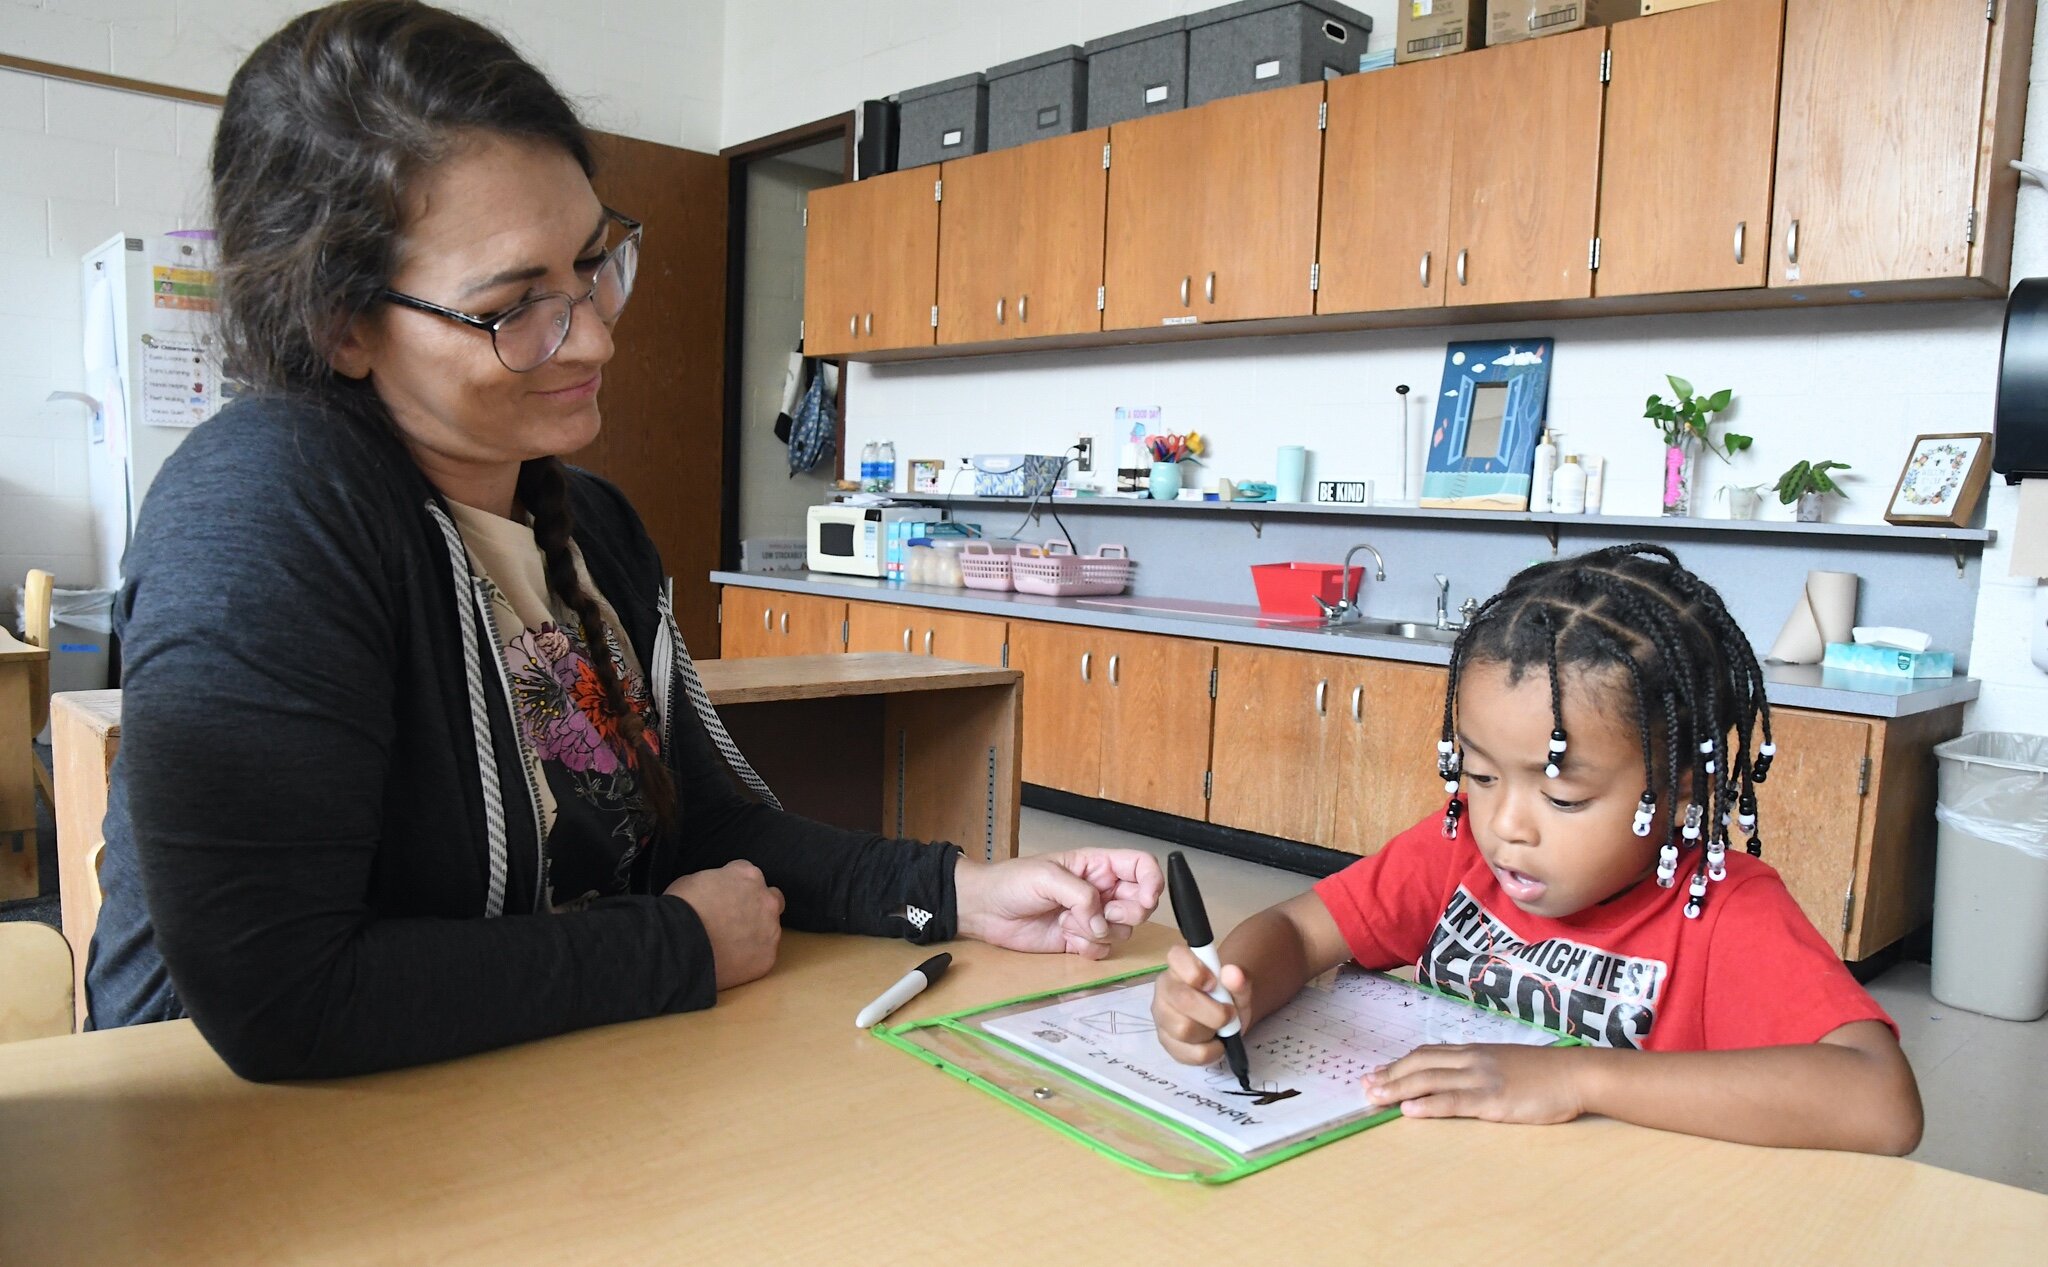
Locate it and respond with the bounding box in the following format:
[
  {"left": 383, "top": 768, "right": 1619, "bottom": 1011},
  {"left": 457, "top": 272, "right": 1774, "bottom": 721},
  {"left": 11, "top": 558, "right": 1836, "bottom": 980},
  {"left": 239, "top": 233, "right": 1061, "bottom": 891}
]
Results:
[
  {"left": 1187, "top": 0, "right": 1371, "bottom": 108},
  {"left": 896, "top": 72, "right": 988, "bottom": 169},
  {"left": 1083, "top": 16, "right": 1189, "bottom": 128},
  {"left": 987, "top": 46, "right": 1088, "bottom": 150}
]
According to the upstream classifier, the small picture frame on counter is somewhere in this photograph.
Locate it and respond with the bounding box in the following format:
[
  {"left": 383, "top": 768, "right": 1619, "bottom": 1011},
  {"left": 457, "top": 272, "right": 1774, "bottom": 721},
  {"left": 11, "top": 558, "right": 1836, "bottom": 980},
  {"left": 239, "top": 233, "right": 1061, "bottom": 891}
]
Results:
[
  {"left": 1884, "top": 432, "right": 1991, "bottom": 527},
  {"left": 910, "top": 458, "right": 946, "bottom": 494}
]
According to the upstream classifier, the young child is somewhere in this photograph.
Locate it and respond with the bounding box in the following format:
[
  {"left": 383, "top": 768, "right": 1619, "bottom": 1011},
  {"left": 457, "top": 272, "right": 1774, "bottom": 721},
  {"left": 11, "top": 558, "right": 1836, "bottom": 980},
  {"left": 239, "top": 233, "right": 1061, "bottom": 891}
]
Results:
[{"left": 1152, "top": 544, "right": 1923, "bottom": 1154}]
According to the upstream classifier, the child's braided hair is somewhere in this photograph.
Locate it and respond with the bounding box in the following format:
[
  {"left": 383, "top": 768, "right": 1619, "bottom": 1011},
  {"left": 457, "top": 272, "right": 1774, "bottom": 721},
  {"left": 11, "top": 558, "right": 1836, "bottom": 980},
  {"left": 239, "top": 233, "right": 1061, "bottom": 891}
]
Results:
[{"left": 1437, "top": 544, "right": 1776, "bottom": 918}]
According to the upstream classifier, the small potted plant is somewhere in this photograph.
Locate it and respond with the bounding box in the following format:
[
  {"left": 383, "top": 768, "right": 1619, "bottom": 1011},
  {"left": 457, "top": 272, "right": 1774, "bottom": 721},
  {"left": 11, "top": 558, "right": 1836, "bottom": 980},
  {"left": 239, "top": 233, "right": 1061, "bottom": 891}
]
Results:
[
  {"left": 1774, "top": 459, "right": 1851, "bottom": 522},
  {"left": 1644, "top": 375, "right": 1751, "bottom": 516},
  {"left": 1717, "top": 481, "right": 1770, "bottom": 520}
]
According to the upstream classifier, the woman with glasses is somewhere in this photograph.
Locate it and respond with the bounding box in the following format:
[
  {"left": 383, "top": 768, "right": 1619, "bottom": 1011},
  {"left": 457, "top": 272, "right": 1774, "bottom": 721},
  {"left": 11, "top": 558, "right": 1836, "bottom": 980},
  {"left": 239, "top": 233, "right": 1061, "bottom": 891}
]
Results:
[{"left": 86, "top": 0, "right": 1163, "bottom": 1081}]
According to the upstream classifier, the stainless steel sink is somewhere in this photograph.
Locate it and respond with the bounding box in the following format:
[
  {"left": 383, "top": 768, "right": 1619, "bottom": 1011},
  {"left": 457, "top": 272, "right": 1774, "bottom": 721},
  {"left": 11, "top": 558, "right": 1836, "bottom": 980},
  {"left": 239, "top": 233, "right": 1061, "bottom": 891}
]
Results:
[{"left": 1344, "top": 620, "right": 1461, "bottom": 645}]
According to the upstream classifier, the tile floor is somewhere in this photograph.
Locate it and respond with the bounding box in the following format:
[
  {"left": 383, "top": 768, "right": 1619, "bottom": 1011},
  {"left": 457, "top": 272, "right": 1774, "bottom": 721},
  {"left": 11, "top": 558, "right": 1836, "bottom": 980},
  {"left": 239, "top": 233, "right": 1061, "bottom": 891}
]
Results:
[{"left": 1018, "top": 807, "right": 2048, "bottom": 1194}]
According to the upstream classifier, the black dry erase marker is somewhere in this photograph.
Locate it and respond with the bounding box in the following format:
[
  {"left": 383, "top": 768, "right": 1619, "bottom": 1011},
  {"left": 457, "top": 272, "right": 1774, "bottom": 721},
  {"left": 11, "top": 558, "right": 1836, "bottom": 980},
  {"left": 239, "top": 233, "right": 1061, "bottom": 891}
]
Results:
[{"left": 1167, "top": 851, "right": 1252, "bottom": 1092}]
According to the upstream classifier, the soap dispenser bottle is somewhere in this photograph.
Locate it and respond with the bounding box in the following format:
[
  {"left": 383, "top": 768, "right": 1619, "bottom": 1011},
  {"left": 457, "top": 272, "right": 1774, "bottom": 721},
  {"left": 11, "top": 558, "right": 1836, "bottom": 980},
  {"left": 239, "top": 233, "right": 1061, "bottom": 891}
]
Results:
[
  {"left": 1552, "top": 455, "right": 1587, "bottom": 514},
  {"left": 1530, "top": 430, "right": 1559, "bottom": 513}
]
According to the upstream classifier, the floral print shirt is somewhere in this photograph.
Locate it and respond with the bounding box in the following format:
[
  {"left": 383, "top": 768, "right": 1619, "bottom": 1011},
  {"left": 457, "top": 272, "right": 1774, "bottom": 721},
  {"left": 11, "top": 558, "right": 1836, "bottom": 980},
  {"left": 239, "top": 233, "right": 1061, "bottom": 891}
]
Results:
[{"left": 448, "top": 502, "right": 660, "bottom": 910}]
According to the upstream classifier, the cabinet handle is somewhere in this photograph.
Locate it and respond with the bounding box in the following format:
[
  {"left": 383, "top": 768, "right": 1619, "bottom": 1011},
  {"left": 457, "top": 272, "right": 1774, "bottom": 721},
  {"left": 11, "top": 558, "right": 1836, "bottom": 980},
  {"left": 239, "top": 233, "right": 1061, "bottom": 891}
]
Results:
[
  {"left": 1205, "top": 271, "right": 1216, "bottom": 304},
  {"left": 762, "top": 608, "right": 773, "bottom": 631},
  {"left": 864, "top": 312, "right": 874, "bottom": 335},
  {"left": 1109, "top": 654, "right": 1120, "bottom": 686},
  {"left": 1456, "top": 249, "right": 1469, "bottom": 287},
  {"left": 1019, "top": 294, "right": 1028, "bottom": 323},
  {"left": 780, "top": 612, "right": 789, "bottom": 636},
  {"left": 996, "top": 296, "right": 1006, "bottom": 325},
  {"left": 1420, "top": 251, "right": 1431, "bottom": 289},
  {"left": 1352, "top": 685, "right": 1363, "bottom": 723},
  {"left": 1787, "top": 219, "right": 1800, "bottom": 265},
  {"left": 1316, "top": 679, "right": 1328, "bottom": 717},
  {"left": 849, "top": 314, "right": 858, "bottom": 337},
  {"left": 902, "top": 627, "right": 913, "bottom": 652},
  {"left": 1180, "top": 276, "right": 1191, "bottom": 307},
  {"left": 1733, "top": 220, "right": 1746, "bottom": 265},
  {"left": 1081, "top": 652, "right": 1092, "bottom": 682},
  {"left": 924, "top": 629, "right": 934, "bottom": 655}
]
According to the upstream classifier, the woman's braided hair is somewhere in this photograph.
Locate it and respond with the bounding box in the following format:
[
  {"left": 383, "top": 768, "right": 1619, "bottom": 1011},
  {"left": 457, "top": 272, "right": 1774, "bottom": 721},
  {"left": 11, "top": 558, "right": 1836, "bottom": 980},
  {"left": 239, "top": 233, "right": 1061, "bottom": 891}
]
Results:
[
  {"left": 212, "top": 2, "right": 675, "bottom": 825},
  {"left": 1439, "top": 544, "right": 1776, "bottom": 917}
]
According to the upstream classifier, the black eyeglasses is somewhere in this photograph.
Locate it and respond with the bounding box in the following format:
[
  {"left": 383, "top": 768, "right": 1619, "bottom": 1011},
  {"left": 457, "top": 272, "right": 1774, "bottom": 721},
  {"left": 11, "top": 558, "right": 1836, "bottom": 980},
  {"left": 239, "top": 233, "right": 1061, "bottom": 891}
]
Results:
[{"left": 382, "top": 207, "right": 642, "bottom": 373}]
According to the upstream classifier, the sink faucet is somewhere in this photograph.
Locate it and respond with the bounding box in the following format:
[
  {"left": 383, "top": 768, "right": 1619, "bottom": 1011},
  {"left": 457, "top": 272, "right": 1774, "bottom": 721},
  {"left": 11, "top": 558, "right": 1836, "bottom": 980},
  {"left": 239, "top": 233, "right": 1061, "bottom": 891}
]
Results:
[
  {"left": 1314, "top": 544, "right": 1386, "bottom": 623},
  {"left": 1435, "top": 574, "right": 1479, "bottom": 631}
]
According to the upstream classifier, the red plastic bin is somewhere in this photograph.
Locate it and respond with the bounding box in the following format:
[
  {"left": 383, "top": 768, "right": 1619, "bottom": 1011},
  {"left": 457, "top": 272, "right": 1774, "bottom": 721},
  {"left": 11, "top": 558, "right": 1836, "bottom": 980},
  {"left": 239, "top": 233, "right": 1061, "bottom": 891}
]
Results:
[{"left": 1251, "top": 562, "right": 1365, "bottom": 617}]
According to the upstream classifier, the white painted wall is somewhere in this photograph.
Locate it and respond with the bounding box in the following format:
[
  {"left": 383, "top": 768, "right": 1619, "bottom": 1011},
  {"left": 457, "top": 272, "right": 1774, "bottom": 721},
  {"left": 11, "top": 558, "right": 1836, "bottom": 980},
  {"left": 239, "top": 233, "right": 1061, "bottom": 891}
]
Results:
[
  {"left": 719, "top": 0, "right": 2048, "bottom": 737},
  {"left": 0, "top": 1, "right": 728, "bottom": 595}
]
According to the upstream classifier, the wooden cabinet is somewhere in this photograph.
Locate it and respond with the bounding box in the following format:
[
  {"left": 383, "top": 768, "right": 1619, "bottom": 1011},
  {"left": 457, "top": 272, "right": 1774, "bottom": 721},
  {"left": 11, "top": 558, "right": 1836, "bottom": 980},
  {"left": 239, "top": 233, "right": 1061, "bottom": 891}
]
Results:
[
  {"left": 1211, "top": 646, "right": 1446, "bottom": 853},
  {"left": 802, "top": 167, "right": 940, "bottom": 356},
  {"left": 1329, "top": 659, "right": 1452, "bottom": 856},
  {"left": 1595, "top": 0, "right": 1785, "bottom": 297},
  {"left": 1010, "top": 620, "right": 1216, "bottom": 819},
  {"left": 1317, "top": 60, "right": 1455, "bottom": 316},
  {"left": 937, "top": 129, "right": 1108, "bottom": 345},
  {"left": 1098, "top": 632, "right": 1217, "bottom": 822},
  {"left": 1318, "top": 30, "right": 1604, "bottom": 314},
  {"left": 719, "top": 588, "right": 845, "bottom": 659},
  {"left": 1756, "top": 705, "right": 1961, "bottom": 960},
  {"left": 846, "top": 602, "right": 1008, "bottom": 666},
  {"left": 1769, "top": 0, "right": 2024, "bottom": 290},
  {"left": 1103, "top": 82, "right": 1324, "bottom": 330},
  {"left": 1210, "top": 646, "right": 1346, "bottom": 843},
  {"left": 1445, "top": 27, "right": 1607, "bottom": 306},
  {"left": 1010, "top": 620, "right": 1104, "bottom": 798}
]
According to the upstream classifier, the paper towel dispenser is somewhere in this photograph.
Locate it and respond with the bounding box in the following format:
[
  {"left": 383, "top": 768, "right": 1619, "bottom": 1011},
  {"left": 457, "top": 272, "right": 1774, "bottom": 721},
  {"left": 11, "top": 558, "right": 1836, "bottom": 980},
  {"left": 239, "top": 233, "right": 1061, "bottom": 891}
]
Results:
[{"left": 1994, "top": 277, "right": 2048, "bottom": 483}]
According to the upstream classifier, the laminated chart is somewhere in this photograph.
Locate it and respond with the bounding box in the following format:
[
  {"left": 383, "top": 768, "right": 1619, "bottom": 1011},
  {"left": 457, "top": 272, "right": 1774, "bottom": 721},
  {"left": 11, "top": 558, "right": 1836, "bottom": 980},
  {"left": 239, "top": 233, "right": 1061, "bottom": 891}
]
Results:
[{"left": 981, "top": 966, "right": 1562, "bottom": 1154}]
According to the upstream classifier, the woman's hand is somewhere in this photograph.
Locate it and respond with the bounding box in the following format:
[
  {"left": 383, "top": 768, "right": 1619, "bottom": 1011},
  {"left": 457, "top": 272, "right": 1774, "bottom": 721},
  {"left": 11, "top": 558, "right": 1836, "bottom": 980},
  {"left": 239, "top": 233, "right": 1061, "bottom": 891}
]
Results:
[
  {"left": 1364, "top": 1043, "right": 1586, "bottom": 1124},
  {"left": 1150, "top": 944, "right": 1253, "bottom": 1067},
  {"left": 954, "top": 849, "right": 1163, "bottom": 959},
  {"left": 664, "top": 860, "right": 784, "bottom": 990}
]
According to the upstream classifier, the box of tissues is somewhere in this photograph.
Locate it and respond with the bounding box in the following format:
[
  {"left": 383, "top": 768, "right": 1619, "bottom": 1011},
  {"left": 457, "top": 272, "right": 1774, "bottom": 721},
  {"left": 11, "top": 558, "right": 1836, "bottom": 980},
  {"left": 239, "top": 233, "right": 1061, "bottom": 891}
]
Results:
[{"left": 1822, "top": 642, "right": 1955, "bottom": 679}]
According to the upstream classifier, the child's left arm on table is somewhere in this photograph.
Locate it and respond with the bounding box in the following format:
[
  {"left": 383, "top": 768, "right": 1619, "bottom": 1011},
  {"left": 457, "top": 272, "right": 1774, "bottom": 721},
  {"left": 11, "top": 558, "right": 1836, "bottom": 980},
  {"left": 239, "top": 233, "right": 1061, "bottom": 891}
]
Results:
[{"left": 1364, "top": 1021, "right": 1922, "bottom": 1155}]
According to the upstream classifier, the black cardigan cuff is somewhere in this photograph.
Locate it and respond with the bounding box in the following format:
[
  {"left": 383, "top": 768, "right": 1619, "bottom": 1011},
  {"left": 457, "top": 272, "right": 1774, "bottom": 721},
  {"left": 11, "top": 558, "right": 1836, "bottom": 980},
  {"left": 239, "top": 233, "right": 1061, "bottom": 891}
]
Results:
[{"left": 888, "top": 842, "right": 962, "bottom": 944}]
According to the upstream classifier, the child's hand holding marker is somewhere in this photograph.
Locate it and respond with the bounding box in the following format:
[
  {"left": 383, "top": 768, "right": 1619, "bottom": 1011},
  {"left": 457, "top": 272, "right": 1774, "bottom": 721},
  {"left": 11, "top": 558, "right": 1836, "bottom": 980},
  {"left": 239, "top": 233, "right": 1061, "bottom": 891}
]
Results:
[{"left": 1151, "top": 942, "right": 1258, "bottom": 1070}]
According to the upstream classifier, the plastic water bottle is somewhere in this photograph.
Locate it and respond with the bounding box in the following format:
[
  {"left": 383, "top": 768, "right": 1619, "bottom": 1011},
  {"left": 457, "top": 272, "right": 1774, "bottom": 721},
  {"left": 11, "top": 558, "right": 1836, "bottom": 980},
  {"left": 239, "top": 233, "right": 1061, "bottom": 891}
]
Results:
[
  {"left": 876, "top": 440, "right": 897, "bottom": 493},
  {"left": 860, "top": 440, "right": 879, "bottom": 492}
]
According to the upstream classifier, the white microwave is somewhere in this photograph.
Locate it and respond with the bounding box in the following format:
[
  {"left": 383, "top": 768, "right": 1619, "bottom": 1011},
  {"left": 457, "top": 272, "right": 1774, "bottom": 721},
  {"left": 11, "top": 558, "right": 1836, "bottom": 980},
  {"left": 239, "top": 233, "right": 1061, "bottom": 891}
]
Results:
[{"left": 805, "top": 504, "right": 924, "bottom": 577}]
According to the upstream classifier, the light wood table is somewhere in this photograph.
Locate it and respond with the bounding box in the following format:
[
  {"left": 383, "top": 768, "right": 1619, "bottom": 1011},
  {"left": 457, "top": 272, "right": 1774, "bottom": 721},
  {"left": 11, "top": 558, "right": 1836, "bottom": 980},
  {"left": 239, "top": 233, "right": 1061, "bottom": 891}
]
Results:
[
  {"left": 2, "top": 924, "right": 2043, "bottom": 1265},
  {"left": 0, "top": 626, "right": 49, "bottom": 901},
  {"left": 696, "top": 652, "right": 1022, "bottom": 863}
]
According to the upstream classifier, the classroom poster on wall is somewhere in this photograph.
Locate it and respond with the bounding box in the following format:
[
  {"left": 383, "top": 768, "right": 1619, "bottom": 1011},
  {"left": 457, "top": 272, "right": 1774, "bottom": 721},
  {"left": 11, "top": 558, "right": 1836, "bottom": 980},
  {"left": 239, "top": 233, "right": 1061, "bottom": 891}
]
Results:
[{"left": 139, "top": 332, "right": 215, "bottom": 429}]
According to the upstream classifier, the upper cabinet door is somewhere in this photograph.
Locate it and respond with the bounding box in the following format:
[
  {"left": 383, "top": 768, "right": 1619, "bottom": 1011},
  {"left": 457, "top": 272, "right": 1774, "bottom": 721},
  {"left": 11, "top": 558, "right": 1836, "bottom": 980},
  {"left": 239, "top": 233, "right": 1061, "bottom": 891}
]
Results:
[
  {"left": 938, "top": 129, "right": 1109, "bottom": 346},
  {"left": 1446, "top": 28, "right": 1607, "bottom": 306},
  {"left": 1104, "top": 82, "right": 1325, "bottom": 330},
  {"left": 1597, "top": 0, "right": 1786, "bottom": 297},
  {"left": 802, "top": 167, "right": 940, "bottom": 355},
  {"left": 1770, "top": 0, "right": 1992, "bottom": 289},
  {"left": 1317, "top": 59, "right": 1455, "bottom": 316}
]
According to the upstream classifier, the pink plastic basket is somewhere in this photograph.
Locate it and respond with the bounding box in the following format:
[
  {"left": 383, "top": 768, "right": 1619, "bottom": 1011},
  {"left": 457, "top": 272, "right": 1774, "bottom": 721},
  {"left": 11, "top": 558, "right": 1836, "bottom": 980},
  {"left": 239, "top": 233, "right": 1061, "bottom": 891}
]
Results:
[
  {"left": 1010, "top": 542, "right": 1135, "bottom": 598},
  {"left": 960, "top": 542, "right": 1017, "bottom": 592}
]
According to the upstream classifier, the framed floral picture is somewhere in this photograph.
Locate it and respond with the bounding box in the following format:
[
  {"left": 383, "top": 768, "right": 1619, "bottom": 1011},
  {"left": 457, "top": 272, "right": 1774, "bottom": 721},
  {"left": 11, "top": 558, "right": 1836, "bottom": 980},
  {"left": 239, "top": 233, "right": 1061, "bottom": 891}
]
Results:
[{"left": 1885, "top": 433, "right": 1992, "bottom": 527}]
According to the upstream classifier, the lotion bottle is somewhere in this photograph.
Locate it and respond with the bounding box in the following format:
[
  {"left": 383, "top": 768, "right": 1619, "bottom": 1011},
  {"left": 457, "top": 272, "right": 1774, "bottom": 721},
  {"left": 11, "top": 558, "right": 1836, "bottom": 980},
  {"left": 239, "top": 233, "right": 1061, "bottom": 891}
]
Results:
[
  {"left": 1552, "top": 455, "right": 1587, "bottom": 514},
  {"left": 1530, "top": 430, "right": 1558, "bottom": 513}
]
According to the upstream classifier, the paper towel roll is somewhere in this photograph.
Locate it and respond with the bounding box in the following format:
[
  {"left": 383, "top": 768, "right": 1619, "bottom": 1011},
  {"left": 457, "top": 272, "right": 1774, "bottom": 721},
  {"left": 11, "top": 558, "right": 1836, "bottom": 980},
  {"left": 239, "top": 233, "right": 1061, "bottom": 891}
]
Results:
[
  {"left": 1767, "top": 571, "right": 1860, "bottom": 664},
  {"left": 2011, "top": 479, "right": 2048, "bottom": 578}
]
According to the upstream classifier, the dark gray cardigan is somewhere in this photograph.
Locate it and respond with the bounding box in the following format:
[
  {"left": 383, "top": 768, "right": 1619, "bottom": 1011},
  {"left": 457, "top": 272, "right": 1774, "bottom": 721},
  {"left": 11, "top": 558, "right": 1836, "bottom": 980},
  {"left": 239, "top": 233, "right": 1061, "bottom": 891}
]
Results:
[{"left": 88, "top": 395, "right": 956, "bottom": 1080}]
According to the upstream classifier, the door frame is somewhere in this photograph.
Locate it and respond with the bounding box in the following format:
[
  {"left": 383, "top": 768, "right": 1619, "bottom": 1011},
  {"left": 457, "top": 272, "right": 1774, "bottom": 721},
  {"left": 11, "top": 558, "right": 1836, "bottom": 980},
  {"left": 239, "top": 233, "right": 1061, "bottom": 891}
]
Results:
[{"left": 718, "top": 114, "right": 856, "bottom": 570}]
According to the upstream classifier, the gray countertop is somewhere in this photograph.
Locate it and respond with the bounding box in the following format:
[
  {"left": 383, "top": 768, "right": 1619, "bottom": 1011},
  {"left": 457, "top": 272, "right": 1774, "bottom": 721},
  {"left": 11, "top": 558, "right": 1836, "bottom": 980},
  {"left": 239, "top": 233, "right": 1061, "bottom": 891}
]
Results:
[{"left": 712, "top": 571, "right": 1981, "bottom": 719}]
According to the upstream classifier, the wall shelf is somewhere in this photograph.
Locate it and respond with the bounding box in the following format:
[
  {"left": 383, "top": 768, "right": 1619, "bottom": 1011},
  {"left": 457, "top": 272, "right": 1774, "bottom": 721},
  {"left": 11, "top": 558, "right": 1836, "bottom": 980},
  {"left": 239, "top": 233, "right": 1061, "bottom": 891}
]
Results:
[{"left": 902, "top": 493, "right": 1997, "bottom": 547}]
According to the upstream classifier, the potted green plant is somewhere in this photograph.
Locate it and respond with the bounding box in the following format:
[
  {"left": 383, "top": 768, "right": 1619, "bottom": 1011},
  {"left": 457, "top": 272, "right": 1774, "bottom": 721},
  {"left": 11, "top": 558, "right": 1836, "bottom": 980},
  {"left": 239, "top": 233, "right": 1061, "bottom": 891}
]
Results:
[
  {"left": 1774, "top": 459, "right": 1851, "bottom": 522},
  {"left": 1644, "top": 375, "right": 1751, "bottom": 516}
]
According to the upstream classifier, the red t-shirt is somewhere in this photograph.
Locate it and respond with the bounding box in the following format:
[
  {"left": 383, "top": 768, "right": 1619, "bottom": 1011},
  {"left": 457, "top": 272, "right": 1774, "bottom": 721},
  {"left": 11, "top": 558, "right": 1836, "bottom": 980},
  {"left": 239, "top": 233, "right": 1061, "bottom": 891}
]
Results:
[{"left": 1312, "top": 813, "right": 1894, "bottom": 1052}]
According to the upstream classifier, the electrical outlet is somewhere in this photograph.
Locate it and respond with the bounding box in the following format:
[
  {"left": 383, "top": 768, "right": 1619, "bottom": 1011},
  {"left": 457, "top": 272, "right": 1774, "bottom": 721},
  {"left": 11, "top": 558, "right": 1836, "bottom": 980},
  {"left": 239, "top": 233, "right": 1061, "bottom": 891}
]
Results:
[{"left": 1074, "top": 436, "right": 1094, "bottom": 473}]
